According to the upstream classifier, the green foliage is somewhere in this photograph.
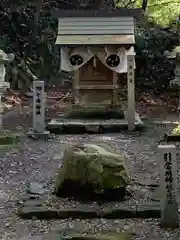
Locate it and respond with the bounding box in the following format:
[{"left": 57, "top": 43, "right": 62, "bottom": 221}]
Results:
[
  {"left": 116, "top": 0, "right": 180, "bottom": 26},
  {"left": 0, "top": 1, "right": 60, "bottom": 90},
  {"left": 139, "top": 0, "right": 180, "bottom": 25},
  {"left": 135, "top": 22, "right": 180, "bottom": 91},
  {"left": 0, "top": 0, "right": 179, "bottom": 92},
  {"left": 0, "top": 130, "right": 20, "bottom": 145}
]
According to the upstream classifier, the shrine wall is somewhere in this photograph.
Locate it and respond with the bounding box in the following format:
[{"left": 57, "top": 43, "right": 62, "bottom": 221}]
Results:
[
  {"left": 79, "top": 58, "right": 113, "bottom": 85},
  {"left": 78, "top": 58, "right": 113, "bottom": 104}
]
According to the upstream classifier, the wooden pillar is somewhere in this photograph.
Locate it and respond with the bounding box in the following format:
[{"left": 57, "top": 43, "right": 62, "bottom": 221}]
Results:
[
  {"left": 127, "top": 54, "right": 135, "bottom": 131},
  {"left": 73, "top": 69, "right": 80, "bottom": 104},
  {"left": 112, "top": 71, "right": 118, "bottom": 106},
  {"left": 158, "top": 145, "right": 179, "bottom": 229}
]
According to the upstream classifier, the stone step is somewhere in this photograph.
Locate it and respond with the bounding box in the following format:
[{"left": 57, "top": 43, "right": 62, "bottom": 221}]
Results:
[
  {"left": 47, "top": 113, "right": 144, "bottom": 134},
  {"left": 18, "top": 231, "right": 133, "bottom": 240},
  {"left": 17, "top": 204, "right": 161, "bottom": 220}
]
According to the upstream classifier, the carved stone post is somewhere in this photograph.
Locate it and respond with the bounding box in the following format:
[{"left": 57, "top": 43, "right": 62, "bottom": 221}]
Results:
[
  {"left": 158, "top": 144, "right": 179, "bottom": 229},
  {"left": 28, "top": 80, "right": 49, "bottom": 139}
]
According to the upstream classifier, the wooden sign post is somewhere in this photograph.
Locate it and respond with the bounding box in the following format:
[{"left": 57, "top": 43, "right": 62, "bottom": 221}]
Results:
[{"left": 127, "top": 54, "right": 135, "bottom": 131}]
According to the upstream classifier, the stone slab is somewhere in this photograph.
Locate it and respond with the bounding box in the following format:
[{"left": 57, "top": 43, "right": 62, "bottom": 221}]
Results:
[
  {"left": 101, "top": 204, "right": 161, "bottom": 219},
  {"left": 17, "top": 206, "right": 100, "bottom": 219},
  {"left": 18, "top": 231, "right": 132, "bottom": 240},
  {"left": 17, "top": 203, "right": 161, "bottom": 220},
  {"left": 47, "top": 113, "right": 144, "bottom": 134},
  {"left": 27, "top": 130, "right": 50, "bottom": 139}
]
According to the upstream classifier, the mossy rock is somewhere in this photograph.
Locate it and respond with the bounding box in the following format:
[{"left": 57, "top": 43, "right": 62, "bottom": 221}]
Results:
[
  {"left": 0, "top": 130, "right": 20, "bottom": 145},
  {"left": 55, "top": 142, "right": 130, "bottom": 201},
  {"left": 66, "top": 104, "right": 124, "bottom": 120}
]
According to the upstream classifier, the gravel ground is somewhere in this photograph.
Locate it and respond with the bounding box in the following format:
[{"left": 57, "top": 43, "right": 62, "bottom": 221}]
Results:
[{"left": 1, "top": 109, "right": 180, "bottom": 240}]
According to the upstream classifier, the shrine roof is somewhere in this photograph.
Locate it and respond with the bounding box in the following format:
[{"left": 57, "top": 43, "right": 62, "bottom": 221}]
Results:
[{"left": 54, "top": 8, "right": 143, "bottom": 46}]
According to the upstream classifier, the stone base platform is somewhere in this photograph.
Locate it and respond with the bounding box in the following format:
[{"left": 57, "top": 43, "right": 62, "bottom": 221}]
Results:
[
  {"left": 164, "top": 134, "right": 180, "bottom": 142},
  {"left": 47, "top": 112, "right": 144, "bottom": 134},
  {"left": 27, "top": 130, "right": 50, "bottom": 139}
]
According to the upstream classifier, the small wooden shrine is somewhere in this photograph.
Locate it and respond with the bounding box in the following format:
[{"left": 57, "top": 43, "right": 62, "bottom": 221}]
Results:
[{"left": 49, "top": 8, "right": 144, "bottom": 132}]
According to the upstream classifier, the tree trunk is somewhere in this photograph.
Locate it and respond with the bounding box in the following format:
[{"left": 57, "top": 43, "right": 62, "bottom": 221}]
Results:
[
  {"left": 81, "top": 0, "right": 115, "bottom": 9},
  {"left": 142, "top": 0, "right": 148, "bottom": 12}
]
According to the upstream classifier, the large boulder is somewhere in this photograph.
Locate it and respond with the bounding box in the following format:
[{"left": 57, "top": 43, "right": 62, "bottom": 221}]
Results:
[{"left": 54, "top": 142, "right": 130, "bottom": 200}]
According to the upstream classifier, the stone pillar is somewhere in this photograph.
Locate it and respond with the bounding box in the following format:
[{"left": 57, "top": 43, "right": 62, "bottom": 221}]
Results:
[
  {"left": 165, "top": 48, "right": 180, "bottom": 122},
  {"left": 28, "top": 80, "right": 49, "bottom": 139},
  {"left": 0, "top": 95, "right": 3, "bottom": 130},
  {"left": 158, "top": 144, "right": 179, "bottom": 229},
  {"left": 33, "top": 81, "right": 45, "bottom": 132},
  {"left": 127, "top": 54, "right": 135, "bottom": 131}
]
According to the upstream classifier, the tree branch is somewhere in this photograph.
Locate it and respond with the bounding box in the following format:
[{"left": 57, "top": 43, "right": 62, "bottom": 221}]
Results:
[
  {"left": 142, "top": 0, "right": 148, "bottom": 11},
  {"left": 124, "top": 0, "right": 136, "bottom": 7},
  {"left": 148, "top": 0, "right": 179, "bottom": 7}
]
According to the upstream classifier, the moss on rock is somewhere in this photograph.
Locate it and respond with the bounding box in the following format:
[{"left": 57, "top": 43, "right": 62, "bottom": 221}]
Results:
[
  {"left": 55, "top": 142, "right": 130, "bottom": 200},
  {"left": 66, "top": 104, "right": 124, "bottom": 120},
  {"left": 0, "top": 130, "right": 20, "bottom": 145}
]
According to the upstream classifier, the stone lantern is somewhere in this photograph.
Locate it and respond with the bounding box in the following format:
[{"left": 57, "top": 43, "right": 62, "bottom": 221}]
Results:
[
  {"left": 164, "top": 46, "right": 180, "bottom": 136},
  {"left": 164, "top": 46, "right": 180, "bottom": 86},
  {"left": 0, "top": 50, "right": 14, "bottom": 130}
]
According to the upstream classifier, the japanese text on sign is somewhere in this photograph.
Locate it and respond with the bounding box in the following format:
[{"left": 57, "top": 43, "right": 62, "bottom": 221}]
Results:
[
  {"left": 128, "top": 64, "right": 133, "bottom": 83},
  {"left": 164, "top": 152, "right": 173, "bottom": 204},
  {"left": 35, "top": 86, "right": 42, "bottom": 115}
]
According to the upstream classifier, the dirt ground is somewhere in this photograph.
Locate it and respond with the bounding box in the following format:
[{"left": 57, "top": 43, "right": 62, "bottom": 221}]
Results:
[{"left": 0, "top": 104, "right": 180, "bottom": 240}]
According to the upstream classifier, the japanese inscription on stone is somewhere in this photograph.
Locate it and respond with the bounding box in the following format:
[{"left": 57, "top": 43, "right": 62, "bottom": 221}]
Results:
[
  {"left": 127, "top": 56, "right": 133, "bottom": 83},
  {"left": 164, "top": 152, "right": 174, "bottom": 204},
  {"left": 158, "top": 144, "right": 179, "bottom": 228},
  {"left": 36, "top": 88, "right": 41, "bottom": 115}
]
